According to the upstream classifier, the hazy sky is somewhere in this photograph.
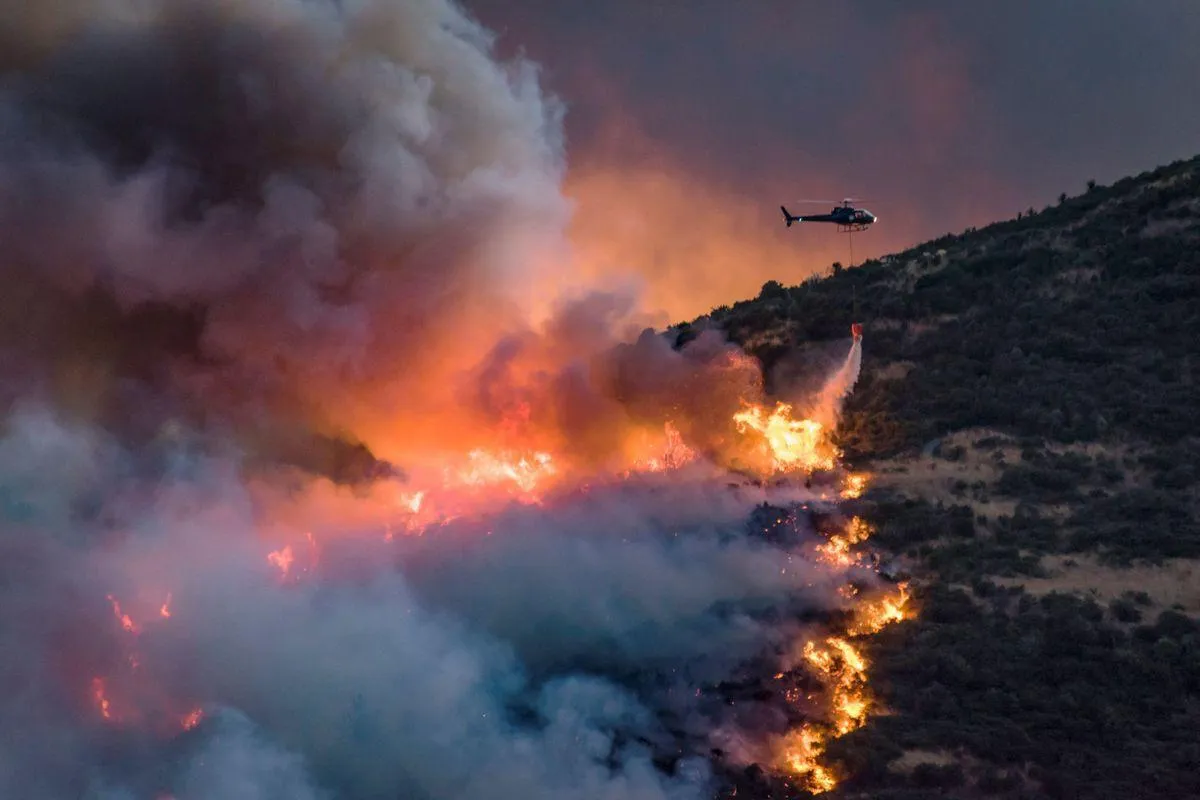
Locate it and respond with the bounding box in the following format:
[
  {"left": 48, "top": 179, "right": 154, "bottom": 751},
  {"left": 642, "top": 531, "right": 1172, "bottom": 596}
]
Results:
[{"left": 465, "top": 0, "right": 1200, "bottom": 318}]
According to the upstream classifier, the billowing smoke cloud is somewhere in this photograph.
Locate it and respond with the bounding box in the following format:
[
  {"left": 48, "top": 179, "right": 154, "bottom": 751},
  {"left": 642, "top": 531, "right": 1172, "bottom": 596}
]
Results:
[
  {"left": 0, "top": 2, "right": 879, "bottom": 798},
  {"left": 0, "top": 0, "right": 574, "bottom": 476},
  {"left": 0, "top": 408, "right": 858, "bottom": 799},
  {"left": 0, "top": 0, "right": 821, "bottom": 485}
]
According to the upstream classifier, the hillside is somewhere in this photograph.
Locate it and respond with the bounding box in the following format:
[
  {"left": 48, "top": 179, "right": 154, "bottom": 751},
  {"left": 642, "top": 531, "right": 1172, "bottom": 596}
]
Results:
[{"left": 688, "top": 156, "right": 1200, "bottom": 799}]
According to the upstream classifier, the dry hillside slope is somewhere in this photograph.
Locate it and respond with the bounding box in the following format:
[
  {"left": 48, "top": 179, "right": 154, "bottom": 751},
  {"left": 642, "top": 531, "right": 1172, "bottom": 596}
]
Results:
[{"left": 690, "top": 155, "right": 1200, "bottom": 799}]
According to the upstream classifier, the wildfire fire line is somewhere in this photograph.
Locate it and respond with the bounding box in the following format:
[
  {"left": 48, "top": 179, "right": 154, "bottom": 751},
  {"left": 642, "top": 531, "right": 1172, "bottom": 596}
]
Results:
[
  {"left": 0, "top": 3, "right": 914, "bottom": 797},
  {"left": 78, "top": 330, "right": 910, "bottom": 797}
]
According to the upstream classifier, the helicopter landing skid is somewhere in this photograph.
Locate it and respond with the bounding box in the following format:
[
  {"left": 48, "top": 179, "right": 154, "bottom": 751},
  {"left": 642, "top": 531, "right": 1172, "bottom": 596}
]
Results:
[{"left": 837, "top": 223, "right": 871, "bottom": 233}]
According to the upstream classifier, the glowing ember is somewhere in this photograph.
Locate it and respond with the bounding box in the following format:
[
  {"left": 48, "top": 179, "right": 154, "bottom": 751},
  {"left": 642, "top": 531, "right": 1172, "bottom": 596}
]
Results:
[
  {"left": 305, "top": 531, "right": 319, "bottom": 567},
  {"left": 106, "top": 594, "right": 138, "bottom": 634},
  {"left": 159, "top": 593, "right": 172, "bottom": 619},
  {"left": 267, "top": 545, "right": 294, "bottom": 577},
  {"left": 733, "top": 401, "right": 839, "bottom": 474},
  {"left": 816, "top": 516, "right": 873, "bottom": 567},
  {"left": 91, "top": 677, "right": 112, "bottom": 721},
  {"left": 180, "top": 708, "right": 204, "bottom": 731}
]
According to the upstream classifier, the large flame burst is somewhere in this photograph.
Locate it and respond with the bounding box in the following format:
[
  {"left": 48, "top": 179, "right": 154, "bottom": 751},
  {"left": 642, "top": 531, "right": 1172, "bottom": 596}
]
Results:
[
  {"left": 85, "top": 342, "right": 910, "bottom": 796},
  {"left": 733, "top": 401, "right": 841, "bottom": 474}
]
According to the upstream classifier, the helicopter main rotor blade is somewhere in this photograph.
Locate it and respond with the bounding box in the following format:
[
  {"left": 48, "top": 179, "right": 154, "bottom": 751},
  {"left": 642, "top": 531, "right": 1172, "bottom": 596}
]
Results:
[{"left": 790, "top": 197, "right": 869, "bottom": 205}]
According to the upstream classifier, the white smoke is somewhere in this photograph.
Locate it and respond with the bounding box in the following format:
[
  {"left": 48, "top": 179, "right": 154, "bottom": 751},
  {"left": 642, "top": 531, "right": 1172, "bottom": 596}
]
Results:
[{"left": 810, "top": 337, "right": 863, "bottom": 429}]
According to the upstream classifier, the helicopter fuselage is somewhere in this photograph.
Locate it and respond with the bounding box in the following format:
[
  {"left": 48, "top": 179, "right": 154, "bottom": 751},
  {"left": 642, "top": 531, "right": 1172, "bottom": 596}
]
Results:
[{"left": 781, "top": 204, "right": 876, "bottom": 230}]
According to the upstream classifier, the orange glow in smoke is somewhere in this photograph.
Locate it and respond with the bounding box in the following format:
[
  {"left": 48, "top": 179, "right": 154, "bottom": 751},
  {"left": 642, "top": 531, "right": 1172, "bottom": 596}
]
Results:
[
  {"left": 76, "top": 318, "right": 905, "bottom": 795},
  {"left": 401, "top": 490, "right": 425, "bottom": 514},
  {"left": 628, "top": 421, "right": 697, "bottom": 474},
  {"left": 180, "top": 708, "right": 204, "bottom": 731},
  {"left": 92, "top": 677, "right": 112, "bottom": 721},
  {"left": 267, "top": 545, "right": 294, "bottom": 578},
  {"left": 265, "top": 532, "right": 320, "bottom": 581},
  {"left": 106, "top": 594, "right": 138, "bottom": 635},
  {"left": 562, "top": 115, "right": 841, "bottom": 322}
]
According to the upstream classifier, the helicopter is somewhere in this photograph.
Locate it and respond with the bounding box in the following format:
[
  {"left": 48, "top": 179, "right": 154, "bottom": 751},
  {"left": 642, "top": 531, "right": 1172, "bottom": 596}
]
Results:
[{"left": 780, "top": 198, "right": 877, "bottom": 232}]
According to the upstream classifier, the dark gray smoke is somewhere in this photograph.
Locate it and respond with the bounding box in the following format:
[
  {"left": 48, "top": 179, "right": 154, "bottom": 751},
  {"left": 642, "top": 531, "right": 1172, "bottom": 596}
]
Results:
[
  {"left": 0, "top": 2, "right": 872, "bottom": 798},
  {"left": 0, "top": 0, "right": 569, "bottom": 478}
]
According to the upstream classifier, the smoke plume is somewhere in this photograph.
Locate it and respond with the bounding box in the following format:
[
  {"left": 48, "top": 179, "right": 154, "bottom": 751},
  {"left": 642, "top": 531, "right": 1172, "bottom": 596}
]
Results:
[
  {"left": 0, "top": 2, "right": 883, "bottom": 798},
  {"left": 0, "top": 0, "right": 575, "bottom": 475}
]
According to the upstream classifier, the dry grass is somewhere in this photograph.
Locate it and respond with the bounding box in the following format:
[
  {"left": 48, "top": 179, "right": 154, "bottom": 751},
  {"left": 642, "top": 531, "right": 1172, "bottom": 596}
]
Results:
[
  {"left": 870, "top": 427, "right": 1019, "bottom": 517},
  {"left": 887, "top": 749, "right": 1041, "bottom": 796},
  {"left": 1055, "top": 267, "right": 1101, "bottom": 284},
  {"left": 874, "top": 361, "right": 914, "bottom": 381},
  {"left": 1141, "top": 217, "right": 1197, "bottom": 239},
  {"left": 888, "top": 749, "right": 957, "bottom": 775},
  {"left": 994, "top": 554, "right": 1200, "bottom": 616},
  {"left": 741, "top": 320, "right": 796, "bottom": 352},
  {"left": 903, "top": 314, "right": 962, "bottom": 340},
  {"left": 867, "top": 428, "right": 1195, "bottom": 613}
]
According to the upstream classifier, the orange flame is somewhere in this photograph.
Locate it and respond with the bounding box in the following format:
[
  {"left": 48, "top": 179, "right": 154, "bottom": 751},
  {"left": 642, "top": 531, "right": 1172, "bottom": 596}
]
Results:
[
  {"left": 778, "top": 577, "right": 913, "bottom": 792},
  {"left": 267, "top": 545, "right": 294, "bottom": 578},
  {"left": 91, "top": 677, "right": 112, "bottom": 721},
  {"left": 74, "top": 338, "right": 905, "bottom": 792},
  {"left": 816, "top": 516, "right": 873, "bottom": 568},
  {"left": 628, "top": 421, "right": 697, "bottom": 474},
  {"left": 840, "top": 472, "right": 869, "bottom": 499},
  {"left": 774, "top": 444, "right": 915, "bottom": 794},
  {"left": 455, "top": 449, "right": 557, "bottom": 496},
  {"left": 780, "top": 726, "right": 838, "bottom": 794},
  {"left": 106, "top": 594, "right": 138, "bottom": 634},
  {"left": 733, "top": 402, "right": 840, "bottom": 474},
  {"left": 848, "top": 582, "right": 912, "bottom": 636},
  {"left": 180, "top": 707, "right": 204, "bottom": 730}
]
